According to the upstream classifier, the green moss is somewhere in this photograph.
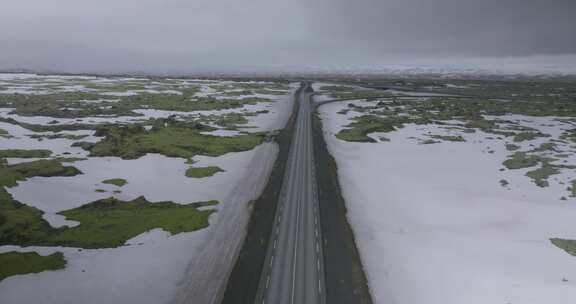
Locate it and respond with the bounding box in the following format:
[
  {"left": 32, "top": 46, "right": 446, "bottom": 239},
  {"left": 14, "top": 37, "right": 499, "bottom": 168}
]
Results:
[
  {"left": 532, "top": 142, "right": 557, "bottom": 152},
  {"left": 0, "top": 117, "right": 100, "bottom": 133},
  {"left": 0, "top": 128, "right": 11, "bottom": 138},
  {"left": 71, "top": 141, "right": 95, "bottom": 150},
  {"left": 222, "top": 90, "right": 253, "bottom": 97},
  {"left": 0, "top": 149, "right": 52, "bottom": 158},
  {"left": 336, "top": 115, "right": 406, "bottom": 142},
  {"left": 505, "top": 144, "right": 521, "bottom": 151},
  {"left": 29, "top": 133, "right": 89, "bottom": 141},
  {"left": 185, "top": 166, "right": 224, "bottom": 178},
  {"left": 465, "top": 119, "right": 496, "bottom": 130},
  {"left": 0, "top": 170, "right": 19, "bottom": 188},
  {"left": 2, "top": 91, "right": 140, "bottom": 118},
  {"left": 513, "top": 132, "right": 549, "bottom": 142},
  {"left": 51, "top": 196, "right": 217, "bottom": 248},
  {"left": 83, "top": 83, "right": 148, "bottom": 92},
  {"left": 0, "top": 190, "right": 218, "bottom": 249},
  {"left": 420, "top": 139, "right": 440, "bottom": 144},
  {"left": 560, "top": 129, "right": 576, "bottom": 143},
  {"left": 102, "top": 178, "right": 128, "bottom": 187},
  {"left": 9, "top": 160, "right": 82, "bottom": 179},
  {"left": 87, "top": 123, "right": 265, "bottom": 159},
  {"left": 214, "top": 114, "right": 249, "bottom": 128},
  {"left": 525, "top": 163, "right": 560, "bottom": 187},
  {"left": 551, "top": 238, "right": 576, "bottom": 256},
  {"left": 125, "top": 91, "right": 271, "bottom": 112},
  {"left": 0, "top": 188, "right": 54, "bottom": 244},
  {"left": 429, "top": 134, "right": 465, "bottom": 142},
  {"left": 502, "top": 152, "right": 540, "bottom": 170},
  {"left": 0, "top": 251, "right": 66, "bottom": 281},
  {"left": 0, "top": 160, "right": 82, "bottom": 188}
]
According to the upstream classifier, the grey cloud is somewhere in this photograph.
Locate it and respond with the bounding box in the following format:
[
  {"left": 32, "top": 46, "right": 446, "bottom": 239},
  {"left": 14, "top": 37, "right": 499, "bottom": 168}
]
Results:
[
  {"left": 0, "top": 0, "right": 574, "bottom": 73},
  {"left": 305, "top": 0, "right": 576, "bottom": 56}
]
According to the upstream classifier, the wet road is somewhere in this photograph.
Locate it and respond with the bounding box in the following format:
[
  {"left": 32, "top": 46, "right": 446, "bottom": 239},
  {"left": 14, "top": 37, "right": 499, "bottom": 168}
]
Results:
[{"left": 256, "top": 82, "right": 325, "bottom": 304}]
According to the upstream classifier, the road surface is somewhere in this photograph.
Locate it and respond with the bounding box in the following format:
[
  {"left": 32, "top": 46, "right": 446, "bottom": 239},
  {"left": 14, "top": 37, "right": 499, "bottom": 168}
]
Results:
[{"left": 256, "top": 82, "right": 325, "bottom": 304}]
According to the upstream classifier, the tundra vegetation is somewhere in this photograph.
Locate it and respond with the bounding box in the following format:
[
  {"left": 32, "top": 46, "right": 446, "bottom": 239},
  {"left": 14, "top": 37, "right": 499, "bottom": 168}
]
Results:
[
  {"left": 185, "top": 166, "right": 224, "bottom": 178},
  {"left": 101, "top": 178, "right": 128, "bottom": 187},
  {"left": 0, "top": 251, "right": 66, "bottom": 281},
  {"left": 0, "top": 74, "right": 291, "bottom": 279},
  {"left": 326, "top": 79, "right": 576, "bottom": 258},
  {"left": 0, "top": 149, "right": 52, "bottom": 158},
  {"left": 0, "top": 128, "right": 11, "bottom": 138}
]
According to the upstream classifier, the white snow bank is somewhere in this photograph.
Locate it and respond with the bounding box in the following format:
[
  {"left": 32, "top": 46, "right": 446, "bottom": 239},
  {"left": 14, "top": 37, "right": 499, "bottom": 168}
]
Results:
[
  {"left": 0, "top": 142, "right": 278, "bottom": 304},
  {"left": 319, "top": 101, "right": 576, "bottom": 304}
]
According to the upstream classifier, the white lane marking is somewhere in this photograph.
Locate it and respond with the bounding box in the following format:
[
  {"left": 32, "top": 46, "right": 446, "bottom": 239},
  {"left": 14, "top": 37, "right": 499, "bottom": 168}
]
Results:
[
  {"left": 270, "top": 255, "right": 274, "bottom": 266},
  {"left": 290, "top": 104, "right": 306, "bottom": 304},
  {"left": 266, "top": 275, "right": 271, "bottom": 289},
  {"left": 274, "top": 239, "right": 277, "bottom": 249}
]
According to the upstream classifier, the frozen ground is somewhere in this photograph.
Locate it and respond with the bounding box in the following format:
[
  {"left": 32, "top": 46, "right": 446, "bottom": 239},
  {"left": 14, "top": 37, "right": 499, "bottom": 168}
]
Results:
[
  {"left": 0, "top": 74, "right": 295, "bottom": 304},
  {"left": 319, "top": 98, "right": 576, "bottom": 304},
  {"left": 301, "top": 54, "right": 576, "bottom": 76},
  {"left": 0, "top": 142, "right": 278, "bottom": 304}
]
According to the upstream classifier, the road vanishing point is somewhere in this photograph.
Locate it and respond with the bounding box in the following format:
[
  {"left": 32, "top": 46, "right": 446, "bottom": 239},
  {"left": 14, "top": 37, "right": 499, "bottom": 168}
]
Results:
[{"left": 256, "top": 82, "right": 326, "bottom": 304}]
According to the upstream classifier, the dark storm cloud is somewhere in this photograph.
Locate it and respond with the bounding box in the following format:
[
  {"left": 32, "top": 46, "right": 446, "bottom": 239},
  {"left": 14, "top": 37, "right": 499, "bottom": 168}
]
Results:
[
  {"left": 305, "top": 0, "right": 576, "bottom": 56},
  {"left": 0, "top": 0, "right": 574, "bottom": 72}
]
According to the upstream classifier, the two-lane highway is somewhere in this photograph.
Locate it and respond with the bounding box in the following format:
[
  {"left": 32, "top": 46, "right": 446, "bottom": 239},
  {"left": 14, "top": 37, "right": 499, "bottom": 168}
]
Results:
[{"left": 256, "top": 82, "right": 325, "bottom": 304}]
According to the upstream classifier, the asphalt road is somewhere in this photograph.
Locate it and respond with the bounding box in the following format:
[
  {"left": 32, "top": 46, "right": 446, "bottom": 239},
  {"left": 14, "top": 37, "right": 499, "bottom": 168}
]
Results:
[{"left": 256, "top": 82, "right": 325, "bottom": 304}]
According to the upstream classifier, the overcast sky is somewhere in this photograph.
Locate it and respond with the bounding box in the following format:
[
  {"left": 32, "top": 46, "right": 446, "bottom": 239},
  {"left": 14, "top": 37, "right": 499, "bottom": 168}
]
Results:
[{"left": 1, "top": 0, "right": 575, "bottom": 73}]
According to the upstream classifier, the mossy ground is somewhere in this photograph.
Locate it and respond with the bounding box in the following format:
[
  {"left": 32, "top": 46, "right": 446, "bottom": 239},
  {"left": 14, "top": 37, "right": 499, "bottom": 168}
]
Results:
[
  {"left": 429, "top": 134, "right": 465, "bottom": 142},
  {"left": 0, "top": 190, "right": 217, "bottom": 249},
  {"left": 9, "top": 160, "right": 82, "bottom": 179},
  {"left": 551, "top": 238, "right": 576, "bottom": 256},
  {"left": 0, "top": 159, "right": 82, "bottom": 188},
  {"left": 0, "top": 86, "right": 275, "bottom": 118},
  {"left": 51, "top": 197, "right": 217, "bottom": 248},
  {"left": 506, "top": 143, "right": 520, "bottom": 151},
  {"left": 502, "top": 152, "right": 541, "bottom": 169},
  {"left": 329, "top": 79, "right": 576, "bottom": 198},
  {"left": 102, "top": 178, "right": 128, "bottom": 187},
  {"left": 336, "top": 115, "right": 404, "bottom": 142},
  {"left": 0, "top": 77, "right": 285, "bottom": 253},
  {"left": 185, "top": 166, "right": 224, "bottom": 178},
  {"left": 513, "top": 132, "right": 549, "bottom": 142},
  {"left": 0, "top": 251, "right": 66, "bottom": 281},
  {"left": 0, "top": 149, "right": 52, "bottom": 158},
  {"left": 0, "top": 157, "right": 214, "bottom": 250},
  {"left": 29, "top": 133, "right": 88, "bottom": 141},
  {"left": 334, "top": 82, "right": 576, "bottom": 144},
  {"left": 0, "top": 128, "right": 11, "bottom": 138},
  {"left": 86, "top": 122, "right": 265, "bottom": 159},
  {"left": 525, "top": 164, "right": 560, "bottom": 187}
]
